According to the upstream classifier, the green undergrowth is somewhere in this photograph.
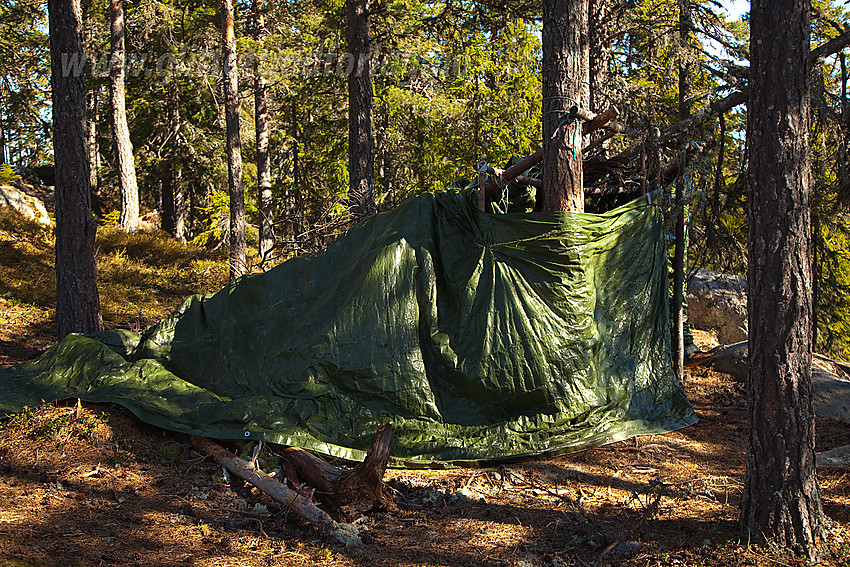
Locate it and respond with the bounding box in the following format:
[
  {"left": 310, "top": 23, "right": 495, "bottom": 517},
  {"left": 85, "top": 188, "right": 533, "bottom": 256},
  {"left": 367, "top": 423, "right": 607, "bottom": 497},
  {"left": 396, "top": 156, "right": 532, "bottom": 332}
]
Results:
[{"left": 5, "top": 403, "right": 111, "bottom": 447}]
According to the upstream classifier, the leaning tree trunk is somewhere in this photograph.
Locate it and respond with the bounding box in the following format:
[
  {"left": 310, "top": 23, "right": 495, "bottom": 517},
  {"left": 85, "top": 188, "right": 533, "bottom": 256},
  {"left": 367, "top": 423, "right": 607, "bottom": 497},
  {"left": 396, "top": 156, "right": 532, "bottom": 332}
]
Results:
[
  {"left": 85, "top": 88, "right": 100, "bottom": 194},
  {"left": 109, "top": 0, "right": 139, "bottom": 232},
  {"left": 740, "top": 0, "right": 826, "bottom": 559},
  {"left": 221, "top": 0, "right": 246, "bottom": 280},
  {"left": 253, "top": 0, "right": 273, "bottom": 258},
  {"left": 347, "top": 0, "right": 376, "bottom": 222},
  {"left": 541, "top": 0, "right": 588, "bottom": 212},
  {"left": 48, "top": 0, "right": 103, "bottom": 340}
]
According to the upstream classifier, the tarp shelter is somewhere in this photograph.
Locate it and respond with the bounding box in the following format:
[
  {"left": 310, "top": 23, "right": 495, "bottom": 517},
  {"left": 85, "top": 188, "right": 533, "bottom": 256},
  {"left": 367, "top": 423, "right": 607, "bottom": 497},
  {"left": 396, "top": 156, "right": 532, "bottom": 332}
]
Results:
[{"left": 0, "top": 189, "right": 696, "bottom": 466}]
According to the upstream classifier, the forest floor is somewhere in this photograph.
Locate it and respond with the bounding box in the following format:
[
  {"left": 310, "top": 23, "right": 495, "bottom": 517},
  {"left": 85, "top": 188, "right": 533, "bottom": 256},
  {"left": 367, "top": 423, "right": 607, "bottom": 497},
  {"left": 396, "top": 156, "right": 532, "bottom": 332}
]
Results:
[{"left": 0, "top": 205, "right": 849, "bottom": 567}]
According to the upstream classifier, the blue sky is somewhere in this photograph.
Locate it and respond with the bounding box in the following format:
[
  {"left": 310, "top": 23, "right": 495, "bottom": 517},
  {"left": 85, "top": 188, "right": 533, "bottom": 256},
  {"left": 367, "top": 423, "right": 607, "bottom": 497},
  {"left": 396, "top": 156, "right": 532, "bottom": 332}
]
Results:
[{"left": 722, "top": 0, "right": 749, "bottom": 20}]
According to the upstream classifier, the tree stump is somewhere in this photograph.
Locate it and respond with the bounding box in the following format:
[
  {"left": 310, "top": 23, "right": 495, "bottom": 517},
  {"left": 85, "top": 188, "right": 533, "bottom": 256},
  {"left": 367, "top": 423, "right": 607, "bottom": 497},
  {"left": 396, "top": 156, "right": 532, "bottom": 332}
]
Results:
[{"left": 278, "top": 423, "right": 395, "bottom": 521}]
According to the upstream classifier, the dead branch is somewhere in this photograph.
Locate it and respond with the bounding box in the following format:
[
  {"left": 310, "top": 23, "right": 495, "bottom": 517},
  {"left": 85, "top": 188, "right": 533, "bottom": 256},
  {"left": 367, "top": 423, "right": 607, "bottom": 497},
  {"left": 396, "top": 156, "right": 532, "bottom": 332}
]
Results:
[{"left": 187, "top": 435, "right": 335, "bottom": 531}]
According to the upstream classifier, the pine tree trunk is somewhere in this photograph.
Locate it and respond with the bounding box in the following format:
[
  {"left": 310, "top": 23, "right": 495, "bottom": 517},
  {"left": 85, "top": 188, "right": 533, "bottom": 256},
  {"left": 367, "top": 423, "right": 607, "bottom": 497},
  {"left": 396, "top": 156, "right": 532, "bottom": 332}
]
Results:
[
  {"left": 347, "top": 0, "right": 376, "bottom": 222},
  {"left": 253, "top": 0, "right": 273, "bottom": 258},
  {"left": 86, "top": 88, "right": 99, "bottom": 194},
  {"left": 0, "top": 92, "right": 7, "bottom": 165},
  {"left": 109, "top": 0, "right": 139, "bottom": 232},
  {"left": 588, "top": 0, "right": 609, "bottom": 113},
  {"left": 672, "top": 0, "right": 691, "bottom": 378},
  {"left": 82, "top": 0, "right": 99, "bottom": 199},
  {"left": 48, "top": 0, "right": 103, "bottom": 340},
  {"left": 289, "top": 99, "right": 300, "bottom": 245},
  {"left": 541, "top": 0, "right": 588, "bottom": 213},
  {"left": 740, "top": 0, "right": 826, "bottom": 559},
  {"left": 221, "top": 0, "right": 246, "bottom": 280},
  {"left": 161, "top": 86, "right": 185, "bottom": 242}
]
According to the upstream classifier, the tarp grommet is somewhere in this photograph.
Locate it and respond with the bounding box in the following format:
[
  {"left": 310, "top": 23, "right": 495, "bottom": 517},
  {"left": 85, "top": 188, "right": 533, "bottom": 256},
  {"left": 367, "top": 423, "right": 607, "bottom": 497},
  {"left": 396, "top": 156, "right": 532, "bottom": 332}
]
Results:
[{"left": 243, "top": 431, "right": 251, "bottom": 437}]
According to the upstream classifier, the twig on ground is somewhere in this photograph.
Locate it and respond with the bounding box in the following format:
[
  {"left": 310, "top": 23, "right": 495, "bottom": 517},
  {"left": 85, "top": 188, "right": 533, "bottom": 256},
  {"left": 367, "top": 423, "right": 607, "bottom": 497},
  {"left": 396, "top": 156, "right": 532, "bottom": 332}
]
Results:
[
  {"left": 744, "top": 548, "right": 794, "bottom": 567},
  {"left": 596, "top": 480, "right": 664, "bottom": 567},
  {"left": 526, "top": 475, "right": 594, "bottom": 530}
]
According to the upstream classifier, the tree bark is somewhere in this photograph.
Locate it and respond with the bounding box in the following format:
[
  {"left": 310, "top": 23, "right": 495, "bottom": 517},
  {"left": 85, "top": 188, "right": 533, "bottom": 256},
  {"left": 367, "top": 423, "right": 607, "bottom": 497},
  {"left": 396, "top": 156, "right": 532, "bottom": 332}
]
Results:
[
  {"left": 85, "top": 88, "right": 100, "bottom": 194},
  {"left": 740, "top": 0, "right": 826, "bottom": 559},
  {"left": 588, "top": 0, "right": 609, "bottom": 113},
  {"left": 672, "top": 0, "right": 692, "bottom": 379},
  {"left": 221, "top": 0, "right": 246, "bottom": 280},
  {"left": 541, "top": 0, "right": 588, "bottom": 212},
  {"left": 278, "top": 423, "right": 394, "bottom": 521},
  {"left": 347, "top": 0, "right": 376, "bottom": 222},
  {"left": 0, "top": 92, "right": 6, "bottom": 165},
  {"left": 48, "top": 0, "right": 103, "bottom": 340},
  {"left": 253, "top": 0, "right": 273, "bottom": 258},
  {"left": 81, "top": 0, "right": 99, "bottom": 200},
  {"left": 161, "top": 86, "right": 185, "bottom": 242},
  {"left": 109, "top": 0, "right": 139, "bottom": 233}
]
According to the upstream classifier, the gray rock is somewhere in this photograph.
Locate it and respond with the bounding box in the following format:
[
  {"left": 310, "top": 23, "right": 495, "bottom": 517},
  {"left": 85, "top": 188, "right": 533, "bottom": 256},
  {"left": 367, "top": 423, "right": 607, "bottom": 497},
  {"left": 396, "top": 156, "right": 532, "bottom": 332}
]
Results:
[
  {"left": 811, "top": 363, "right": 850, "bottom": 425},
  {"left": 700, "top": 341, "right": 850, "bottom": 424},
  {"left": 816, "top": 444, "right": 850, "bottom": 468},
  {"left": 687, "top": 268, "right": 748, "bottom": 344}
]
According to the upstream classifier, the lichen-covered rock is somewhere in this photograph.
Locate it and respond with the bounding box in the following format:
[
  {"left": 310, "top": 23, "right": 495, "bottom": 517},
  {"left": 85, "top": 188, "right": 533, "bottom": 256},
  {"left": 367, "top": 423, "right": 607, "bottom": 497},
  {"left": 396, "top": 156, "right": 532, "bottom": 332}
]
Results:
[
  {"left": 0, "top": 184, "right": 51, "bottom": 226},
  {"left": 687, "top": 268, "right": 748, "bottom": 344}
]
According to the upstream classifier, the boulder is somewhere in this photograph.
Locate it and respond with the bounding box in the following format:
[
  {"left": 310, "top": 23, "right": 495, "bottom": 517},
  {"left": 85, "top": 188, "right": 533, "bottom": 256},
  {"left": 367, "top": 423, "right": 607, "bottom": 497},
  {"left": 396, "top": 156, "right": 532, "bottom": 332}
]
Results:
[
  {"left": 694, "top": 341, "right": 850, "bottom": 425},
  {"left": 816, "top": 444, "right": 850, "bottom": 468},
  {"left": 0, "top": 184, "right": 51, "bottom": 226},
  {"left": 687, "top": 268, "right": 748, "bottom": 344}
]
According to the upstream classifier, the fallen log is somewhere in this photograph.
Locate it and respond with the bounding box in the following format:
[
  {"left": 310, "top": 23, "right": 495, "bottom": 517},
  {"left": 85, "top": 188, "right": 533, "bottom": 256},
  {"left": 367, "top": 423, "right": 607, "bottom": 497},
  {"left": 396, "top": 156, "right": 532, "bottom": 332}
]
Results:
[
  {"left": 278, "top": 423, "right": 395, "bottom": 521},
  {"left": 187, "top": 435, "right": 335, "bottom": 531}
]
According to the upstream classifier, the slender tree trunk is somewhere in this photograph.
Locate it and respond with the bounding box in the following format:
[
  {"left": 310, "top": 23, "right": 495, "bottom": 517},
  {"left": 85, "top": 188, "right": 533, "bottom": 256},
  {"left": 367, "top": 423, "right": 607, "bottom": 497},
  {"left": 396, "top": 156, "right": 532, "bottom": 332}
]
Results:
[
  {"left": 290, "top": 99, "right": 301, "bottom": 244},
  {"left": 0, "top": 92, "right": 7, "bottom": 165},
  {"left": 253, "top": 0, "right": 273, "bottom": 258},
  {"left": 588, "top": 0, "right": 609, "bottom": 112},
  {"left": 86, "top": 88, "right": 100, "bottom": 194},
  {"left": 347, "top": 0, "right": 376, "bottom": 222},
  {"left": 740, "top": 0, "right": 826, "bottom": 559},
  {"left": 82, "top": 0, "right": 98, "bottom": 198},
  {"left": 541, "top": 0, "right": 588, "bottom": 212},
  {"left": 48, "top": 0, "right": 103, "bottom": 339},
  {"left": 109, "top": 0, "right": 139, "bottom": 232},
  {"left": 221, "top": 0, "right": 246, "bottom": 280},
  {"left": 672, "top": 0, "right": 691, "bottom": 377},
  {"left": 161, "top": 86, "right": 185, "bottom": 242}
]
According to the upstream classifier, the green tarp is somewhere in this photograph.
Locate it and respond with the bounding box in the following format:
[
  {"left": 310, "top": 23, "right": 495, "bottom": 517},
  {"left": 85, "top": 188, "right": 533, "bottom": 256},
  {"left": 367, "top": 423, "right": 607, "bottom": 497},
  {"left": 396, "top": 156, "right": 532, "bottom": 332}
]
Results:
[{"left": 0, "top": 189, "right": 695, "bottom": 466}]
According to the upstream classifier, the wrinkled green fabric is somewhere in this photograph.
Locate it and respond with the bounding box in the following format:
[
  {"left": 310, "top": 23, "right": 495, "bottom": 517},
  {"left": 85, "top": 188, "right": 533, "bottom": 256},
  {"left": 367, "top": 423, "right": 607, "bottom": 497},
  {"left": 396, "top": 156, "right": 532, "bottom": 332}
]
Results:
[{"left": 0, "top": 189, "right": 695, "bottom": 466}]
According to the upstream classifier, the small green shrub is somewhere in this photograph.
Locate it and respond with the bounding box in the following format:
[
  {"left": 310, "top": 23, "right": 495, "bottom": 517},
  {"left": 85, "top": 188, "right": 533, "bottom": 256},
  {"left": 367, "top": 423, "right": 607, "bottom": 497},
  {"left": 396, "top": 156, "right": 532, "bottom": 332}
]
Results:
[{"left": 0, "top": 164, "right": 21, "bottom": 185}]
